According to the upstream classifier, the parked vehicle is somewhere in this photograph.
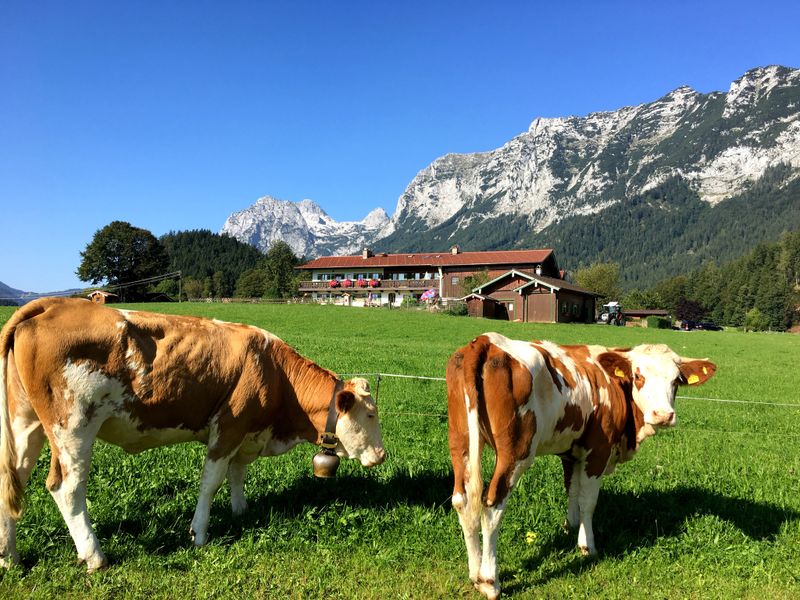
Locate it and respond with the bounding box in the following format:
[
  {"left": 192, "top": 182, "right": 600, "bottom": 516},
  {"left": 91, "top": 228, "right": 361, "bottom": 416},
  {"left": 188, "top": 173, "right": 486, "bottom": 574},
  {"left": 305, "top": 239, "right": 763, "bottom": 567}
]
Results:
[
  {"left": 598, "top": 301, "right": 624, "bottom": 326},
  {"left": 680, "top": 320, "right": 722, "bottom": 331}
]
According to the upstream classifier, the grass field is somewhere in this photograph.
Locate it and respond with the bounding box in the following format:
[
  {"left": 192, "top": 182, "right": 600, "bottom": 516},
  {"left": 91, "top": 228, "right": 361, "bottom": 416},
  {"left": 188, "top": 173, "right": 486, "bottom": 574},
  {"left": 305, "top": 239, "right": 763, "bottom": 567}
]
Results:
[{"left": 0, "top": 302, "right": 799, "bottom": 599}]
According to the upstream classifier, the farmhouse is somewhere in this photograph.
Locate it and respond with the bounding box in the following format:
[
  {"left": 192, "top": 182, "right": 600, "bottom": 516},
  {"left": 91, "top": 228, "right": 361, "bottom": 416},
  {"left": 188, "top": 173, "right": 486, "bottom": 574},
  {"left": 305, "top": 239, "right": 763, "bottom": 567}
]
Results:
[
  {"left": 297, "top": 247, "right": 599, "bottom": 323},
  {"left": 87, "top": 290, "right": 118, "bottom": 304}
]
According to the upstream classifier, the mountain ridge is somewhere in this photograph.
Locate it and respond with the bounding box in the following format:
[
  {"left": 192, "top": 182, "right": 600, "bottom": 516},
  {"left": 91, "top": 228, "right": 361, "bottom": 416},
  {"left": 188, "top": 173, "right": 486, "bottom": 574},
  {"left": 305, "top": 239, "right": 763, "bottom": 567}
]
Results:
[{"left": 221, "top": 65, "right": 800, "bottom": 287}]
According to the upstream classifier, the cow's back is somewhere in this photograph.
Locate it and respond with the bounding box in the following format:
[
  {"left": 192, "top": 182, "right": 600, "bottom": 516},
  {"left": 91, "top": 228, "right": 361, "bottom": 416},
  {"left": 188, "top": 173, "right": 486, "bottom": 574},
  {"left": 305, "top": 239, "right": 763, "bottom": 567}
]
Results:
[{"left": 10, "top": 298, "right": 273, "bottom": 447}]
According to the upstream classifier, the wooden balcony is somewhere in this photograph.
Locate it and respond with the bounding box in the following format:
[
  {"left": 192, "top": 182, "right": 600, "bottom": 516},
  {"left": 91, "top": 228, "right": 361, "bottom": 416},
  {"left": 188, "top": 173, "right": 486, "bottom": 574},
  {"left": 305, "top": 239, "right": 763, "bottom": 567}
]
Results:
[{"left": 299, "top": 279, "right": 439, "bottom": 292}]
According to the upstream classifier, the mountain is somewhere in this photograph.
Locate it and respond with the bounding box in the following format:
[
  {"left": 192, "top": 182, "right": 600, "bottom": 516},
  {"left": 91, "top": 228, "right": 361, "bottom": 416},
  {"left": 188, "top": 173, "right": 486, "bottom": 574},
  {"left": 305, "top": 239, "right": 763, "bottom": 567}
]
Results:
[
  {"left": 221, "top": 196, "right": 389, "bottom": 258},
  {"left": 0, "top": 282, "right": 84, "bottom": 305},
  {"left": 0, "top": 281, "right": 26, "bottom": 305},
  {"left": 221, "top": 65, "right": 800, "bottom": 287}
]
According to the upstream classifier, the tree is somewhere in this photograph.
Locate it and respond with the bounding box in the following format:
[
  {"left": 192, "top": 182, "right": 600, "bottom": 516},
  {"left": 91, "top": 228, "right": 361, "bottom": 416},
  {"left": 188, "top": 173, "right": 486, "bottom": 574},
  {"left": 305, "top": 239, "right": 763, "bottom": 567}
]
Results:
[
  {"left": 621, "top": 289, "right": 664, "bottom": 310},
  {"left": 460, "top": 269, "right": 491, "bottom": 296},
  {"left": 235, "top": 268, "right": 267, "bottom": 298},
  {"left": 573, "top": 261, "right": 621, "bottom": 305},
  {"left": 675, "top": 298, "right": 706, "bottom": 322},
  {"left": 262, "top": 241, "right": 301, "bottom": 299},
  {"left": 183, "top": 277, "right": 204, "bottom": 300},
  {"left": 744, "top": 307, "right": 769, "bottom": 332},
  {"left": 77, "top": 221, "right": 169, "bottom": 300}
]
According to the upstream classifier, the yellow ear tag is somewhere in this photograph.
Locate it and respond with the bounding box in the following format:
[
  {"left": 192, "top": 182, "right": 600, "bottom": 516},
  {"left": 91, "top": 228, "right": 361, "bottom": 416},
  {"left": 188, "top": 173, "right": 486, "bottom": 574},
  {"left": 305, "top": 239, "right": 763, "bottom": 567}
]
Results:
[
  {"left": 687, "top": 374, "right": 700, "bottom": 385},
  {"left": 614, "top": 367, "right": 625, "bottom": 378},
  {"left": 702, "top": 366, "right": 708, "bottom": 375}
]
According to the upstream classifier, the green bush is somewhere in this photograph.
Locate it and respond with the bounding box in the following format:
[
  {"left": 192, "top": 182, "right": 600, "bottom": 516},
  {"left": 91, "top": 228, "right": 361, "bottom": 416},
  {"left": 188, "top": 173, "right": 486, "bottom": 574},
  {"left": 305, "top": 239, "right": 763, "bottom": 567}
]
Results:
[
  {"left": 445, "top": 302, "right": 469, "bottom": 316},
  {"left": 645, "top": 316, "right": 672, "bottom": 329}
]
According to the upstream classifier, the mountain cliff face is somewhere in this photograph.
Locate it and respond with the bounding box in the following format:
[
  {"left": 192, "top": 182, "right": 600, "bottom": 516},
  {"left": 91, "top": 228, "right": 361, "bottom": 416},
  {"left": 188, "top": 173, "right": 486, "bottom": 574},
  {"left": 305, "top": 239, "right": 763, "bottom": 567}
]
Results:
[
  {"left": 222, "top": 66, "right": 800, "bottom": 285},
  {"left": 221, "top": 196, "right": 389, "bottom": 258}
]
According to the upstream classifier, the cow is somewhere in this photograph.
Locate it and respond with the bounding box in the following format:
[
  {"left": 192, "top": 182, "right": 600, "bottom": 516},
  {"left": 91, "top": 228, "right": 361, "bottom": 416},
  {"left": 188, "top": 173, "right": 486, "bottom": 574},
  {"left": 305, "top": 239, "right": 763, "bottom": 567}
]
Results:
[
  {"left": 0, "top": 297, "right": 385, "bottom": 572},
  {"left": 446, "top": 332, "right": 716, "bottom": 599}
]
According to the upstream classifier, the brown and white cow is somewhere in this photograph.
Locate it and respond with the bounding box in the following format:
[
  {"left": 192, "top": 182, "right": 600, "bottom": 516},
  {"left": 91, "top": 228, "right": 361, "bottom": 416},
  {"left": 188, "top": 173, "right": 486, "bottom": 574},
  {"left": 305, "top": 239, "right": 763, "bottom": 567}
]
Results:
[
  {"left": 446, "top": 332, "right": 715, "bottom": 599},
  {"left": 0, "top": 297, "right": 385, "bottom": 571}
]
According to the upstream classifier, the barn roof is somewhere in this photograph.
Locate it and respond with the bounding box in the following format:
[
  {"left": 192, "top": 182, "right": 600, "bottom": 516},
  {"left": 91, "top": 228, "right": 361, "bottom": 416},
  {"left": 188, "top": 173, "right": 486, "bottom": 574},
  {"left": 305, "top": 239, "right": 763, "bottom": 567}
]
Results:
[
  {"left": 472, "top": 270, "right": 600, "bottom": 297},
  {"left": 298, "top": 248, "right": 554, "bottom": 270}
]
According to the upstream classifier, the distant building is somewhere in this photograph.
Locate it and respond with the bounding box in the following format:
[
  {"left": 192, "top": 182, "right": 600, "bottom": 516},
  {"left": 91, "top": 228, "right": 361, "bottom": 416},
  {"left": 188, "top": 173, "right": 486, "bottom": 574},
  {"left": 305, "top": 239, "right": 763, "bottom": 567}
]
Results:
[
  {"left": 297, "top": 247, "right": 598, "bottom": 323},
  {"left": 87, "top": 290, "right": 118, "bottom": 304}
]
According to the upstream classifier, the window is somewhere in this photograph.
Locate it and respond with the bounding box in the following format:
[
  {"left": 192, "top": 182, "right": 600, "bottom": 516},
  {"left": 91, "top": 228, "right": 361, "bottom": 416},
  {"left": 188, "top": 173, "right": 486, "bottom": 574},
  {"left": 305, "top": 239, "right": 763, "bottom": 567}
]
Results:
[
  {"left": 371, "top": 273, "right": 380, "bottom": 279},
  {"left": 451, "top": 276, "right": 459, "bottom": 285}
]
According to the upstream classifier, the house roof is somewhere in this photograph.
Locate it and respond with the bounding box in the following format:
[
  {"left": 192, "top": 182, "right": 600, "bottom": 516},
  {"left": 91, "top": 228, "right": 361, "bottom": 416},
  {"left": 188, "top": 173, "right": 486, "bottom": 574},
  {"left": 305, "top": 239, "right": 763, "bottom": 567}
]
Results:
[
  {"left": 473, "top": 270, "right": 600, "bottom": 297},
  {"left": 298, "top": 248, "right": 554, "bottom": 270},
  {"left": 473, "top": 269, "right": 535, "bottom": 293},
  {"left": 515, "top": 274, "right": 601, "bottom": 296}
]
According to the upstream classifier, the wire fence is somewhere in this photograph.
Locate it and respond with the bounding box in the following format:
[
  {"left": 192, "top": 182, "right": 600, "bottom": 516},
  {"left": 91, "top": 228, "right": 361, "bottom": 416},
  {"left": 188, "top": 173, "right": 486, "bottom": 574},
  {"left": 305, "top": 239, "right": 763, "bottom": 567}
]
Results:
[{"left": 339, "top": 372, "right": 800, "bottom": 439}]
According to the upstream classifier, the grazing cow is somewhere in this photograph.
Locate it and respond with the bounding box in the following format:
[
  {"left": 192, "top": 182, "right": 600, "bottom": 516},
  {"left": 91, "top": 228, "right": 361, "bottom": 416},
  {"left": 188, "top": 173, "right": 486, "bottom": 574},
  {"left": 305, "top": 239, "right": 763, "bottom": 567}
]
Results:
[
  {"left": 446, "top": 332, "right": 716, "bottom": 599},
  {"left": 0, "top": 297, "right": 385, "bottom": 571}
]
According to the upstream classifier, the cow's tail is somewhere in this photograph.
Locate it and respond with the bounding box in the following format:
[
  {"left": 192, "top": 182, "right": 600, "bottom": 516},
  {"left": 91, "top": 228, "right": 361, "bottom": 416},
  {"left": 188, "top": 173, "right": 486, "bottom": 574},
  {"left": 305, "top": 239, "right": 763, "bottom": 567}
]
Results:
[
  {"left": 0, "top": 299, "right": 54, "bottom": 518},
  {"left": 461, "top": 339, "right": 489, "bottom": 526}
]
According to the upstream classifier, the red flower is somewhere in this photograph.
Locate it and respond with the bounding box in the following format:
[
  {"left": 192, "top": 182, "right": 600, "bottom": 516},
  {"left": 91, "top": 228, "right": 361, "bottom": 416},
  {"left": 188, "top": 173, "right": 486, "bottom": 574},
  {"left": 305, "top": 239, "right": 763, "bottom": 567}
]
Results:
[
  {"left": 356, "top": 279, "right": 368, "bottom": 288},
  {"left": 328, "top": 280, "right": 340, "bottom": 288},
  {"left": 342, "top": 279, "right": 353, "bottom": 288},
  {"left": 368, "top": 279, "right": 380, "bottom": 288}
]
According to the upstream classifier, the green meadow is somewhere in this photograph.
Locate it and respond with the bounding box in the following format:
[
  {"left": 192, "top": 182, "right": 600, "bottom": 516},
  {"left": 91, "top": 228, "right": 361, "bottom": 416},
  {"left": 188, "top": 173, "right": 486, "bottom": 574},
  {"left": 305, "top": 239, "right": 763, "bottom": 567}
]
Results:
[{"left": 0, "top": 302, "right": 798, "bottom": 599}]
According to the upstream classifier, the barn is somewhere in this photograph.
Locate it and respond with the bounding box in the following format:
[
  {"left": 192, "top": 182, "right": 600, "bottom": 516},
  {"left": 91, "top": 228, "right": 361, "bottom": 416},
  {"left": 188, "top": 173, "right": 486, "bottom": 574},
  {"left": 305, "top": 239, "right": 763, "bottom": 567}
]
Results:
[{"left": 465, "top": 269, "right": 599, "bottom": 324}]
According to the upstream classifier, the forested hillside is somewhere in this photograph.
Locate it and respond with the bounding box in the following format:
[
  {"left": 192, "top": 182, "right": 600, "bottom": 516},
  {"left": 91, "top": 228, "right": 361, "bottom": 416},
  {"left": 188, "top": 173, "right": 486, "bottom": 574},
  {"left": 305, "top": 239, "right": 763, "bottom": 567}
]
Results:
[
  {"left": 543, "top": 164, "right": 800, "bottom": 287},
  {"left": 646, "top": 229, "right": 800, "bottom": 330},
  {"left": 161, "top": 230, "right": 263, "bottom": 297}
]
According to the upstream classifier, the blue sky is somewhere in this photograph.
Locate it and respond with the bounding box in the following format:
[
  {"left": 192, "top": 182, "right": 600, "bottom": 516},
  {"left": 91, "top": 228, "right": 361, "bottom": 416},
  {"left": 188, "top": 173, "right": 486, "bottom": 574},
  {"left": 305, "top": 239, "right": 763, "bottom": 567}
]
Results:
[{"left": 2, "top": 1, "right": 799, "bottom": 292}]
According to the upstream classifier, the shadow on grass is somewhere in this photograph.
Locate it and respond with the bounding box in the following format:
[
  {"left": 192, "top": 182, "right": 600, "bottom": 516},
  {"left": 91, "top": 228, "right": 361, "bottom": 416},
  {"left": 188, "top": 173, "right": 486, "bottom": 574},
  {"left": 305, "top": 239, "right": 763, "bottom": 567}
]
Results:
[
  {"left": 89, "top": 471, "right": 454, "bottom": 559},
  {"left": 501, "top": 485, "right": 799, "bottom": 594},
  {"left": 57, "top": 477, "right": 800, "bottom": 577}
]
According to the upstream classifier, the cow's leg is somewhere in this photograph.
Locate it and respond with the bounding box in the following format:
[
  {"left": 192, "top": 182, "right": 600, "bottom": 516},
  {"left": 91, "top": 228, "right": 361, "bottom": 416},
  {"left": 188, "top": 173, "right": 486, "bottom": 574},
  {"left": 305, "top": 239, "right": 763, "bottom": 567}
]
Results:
[
  {"left": 190, "top": 424, "right": 243, "bottom": 546},
  {"left": 561, "top": 457, "right": 580, "bottom": 531},
  {"left": 0, "top": 417, "right": 46, "bottom": 568},
  {"left": 46, "top": 426, "right": 106, "bottom": 572},
  {"left": 451, "top": 447, "right": 482, "bottom": 586},
  {"left": 227, "top": 451, "right": 256, "bottom": 516},
  {"left": 449, "top": 382, "right": 486, "bottom": 587},
  {"left": 575, "top": 468, "right": 602, "bottom": 556},
  {"left": 477, "top": 456, "right": 531, "bottom": 600}
]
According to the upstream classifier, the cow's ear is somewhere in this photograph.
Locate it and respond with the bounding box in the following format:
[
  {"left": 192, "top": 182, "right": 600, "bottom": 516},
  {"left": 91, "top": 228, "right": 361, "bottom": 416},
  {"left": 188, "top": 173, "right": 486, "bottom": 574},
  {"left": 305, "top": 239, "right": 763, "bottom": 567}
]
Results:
[
  {"left": 597, "top": 352, "right": 632, "bottom": 382},
  {"left": 678, "top": 359, "right": 716, "bottom": 386},
  {"left": 336, "top": 390, "right": 356, "bottom": 414}
]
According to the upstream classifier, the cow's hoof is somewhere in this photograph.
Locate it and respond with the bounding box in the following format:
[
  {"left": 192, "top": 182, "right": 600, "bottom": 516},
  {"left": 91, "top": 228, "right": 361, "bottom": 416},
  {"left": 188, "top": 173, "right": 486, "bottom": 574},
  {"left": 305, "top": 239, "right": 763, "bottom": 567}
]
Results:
[
  {"left": 579, "top": 545, "right": 596, "bottom": 557},
  {"left": 231, "top": 499, "right": 248, "bottom": 516},
  {"left": 0, "top": 552, "right": 20, "bottom": 569},
  {"left": 84, "top": 553, "right": 108, "bottom": 574},
  {"left": 190, "top": 527, "right": 207, "bottom": 547},
  {"left": 474, "top": 577, "right": 500, "bottom": 600}
]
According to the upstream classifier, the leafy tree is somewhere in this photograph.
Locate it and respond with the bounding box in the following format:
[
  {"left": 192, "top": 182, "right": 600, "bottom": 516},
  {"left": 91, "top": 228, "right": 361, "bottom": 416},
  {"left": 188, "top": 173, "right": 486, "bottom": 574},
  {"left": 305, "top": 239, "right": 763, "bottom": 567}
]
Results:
[
  {"left": 744, "top": 307, "right": 769, "bottom": 331},
  {"left": 77, "top": 221, "right": 169, "bottom": 300},
  {"left": 675, "top": 299, "right": 706, "bottom": 322},
  {"left": 235, "top": 268, "right": 267, "bottom": 298},
  {"left": 621, "top": 289, "right": 664, "bottom": 310},
  {"left": 460, "top": 269, "right": 491, "bottom": 296},
  {"left": 262, "top": 241, "right": 301, "bottom": 299},
  {"left": 650, "top": 276, "right": 687, "bottom": 314},
  {"left": 183, "top": 277, "right": 205, "bottom": 299},
  {"left": 574, "top": 261, "right": 621, "bottom": 305}
]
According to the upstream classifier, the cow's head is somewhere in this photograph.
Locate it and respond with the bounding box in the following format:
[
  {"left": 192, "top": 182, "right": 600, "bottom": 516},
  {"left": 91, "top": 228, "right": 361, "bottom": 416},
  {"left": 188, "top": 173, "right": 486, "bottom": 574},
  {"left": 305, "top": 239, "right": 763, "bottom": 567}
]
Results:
[
  {"left": 599, "top": 345, "right": 716, "bottom": 428},
  {"left": 333, "top": 377, "right": 386, "bottom": 467}
]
